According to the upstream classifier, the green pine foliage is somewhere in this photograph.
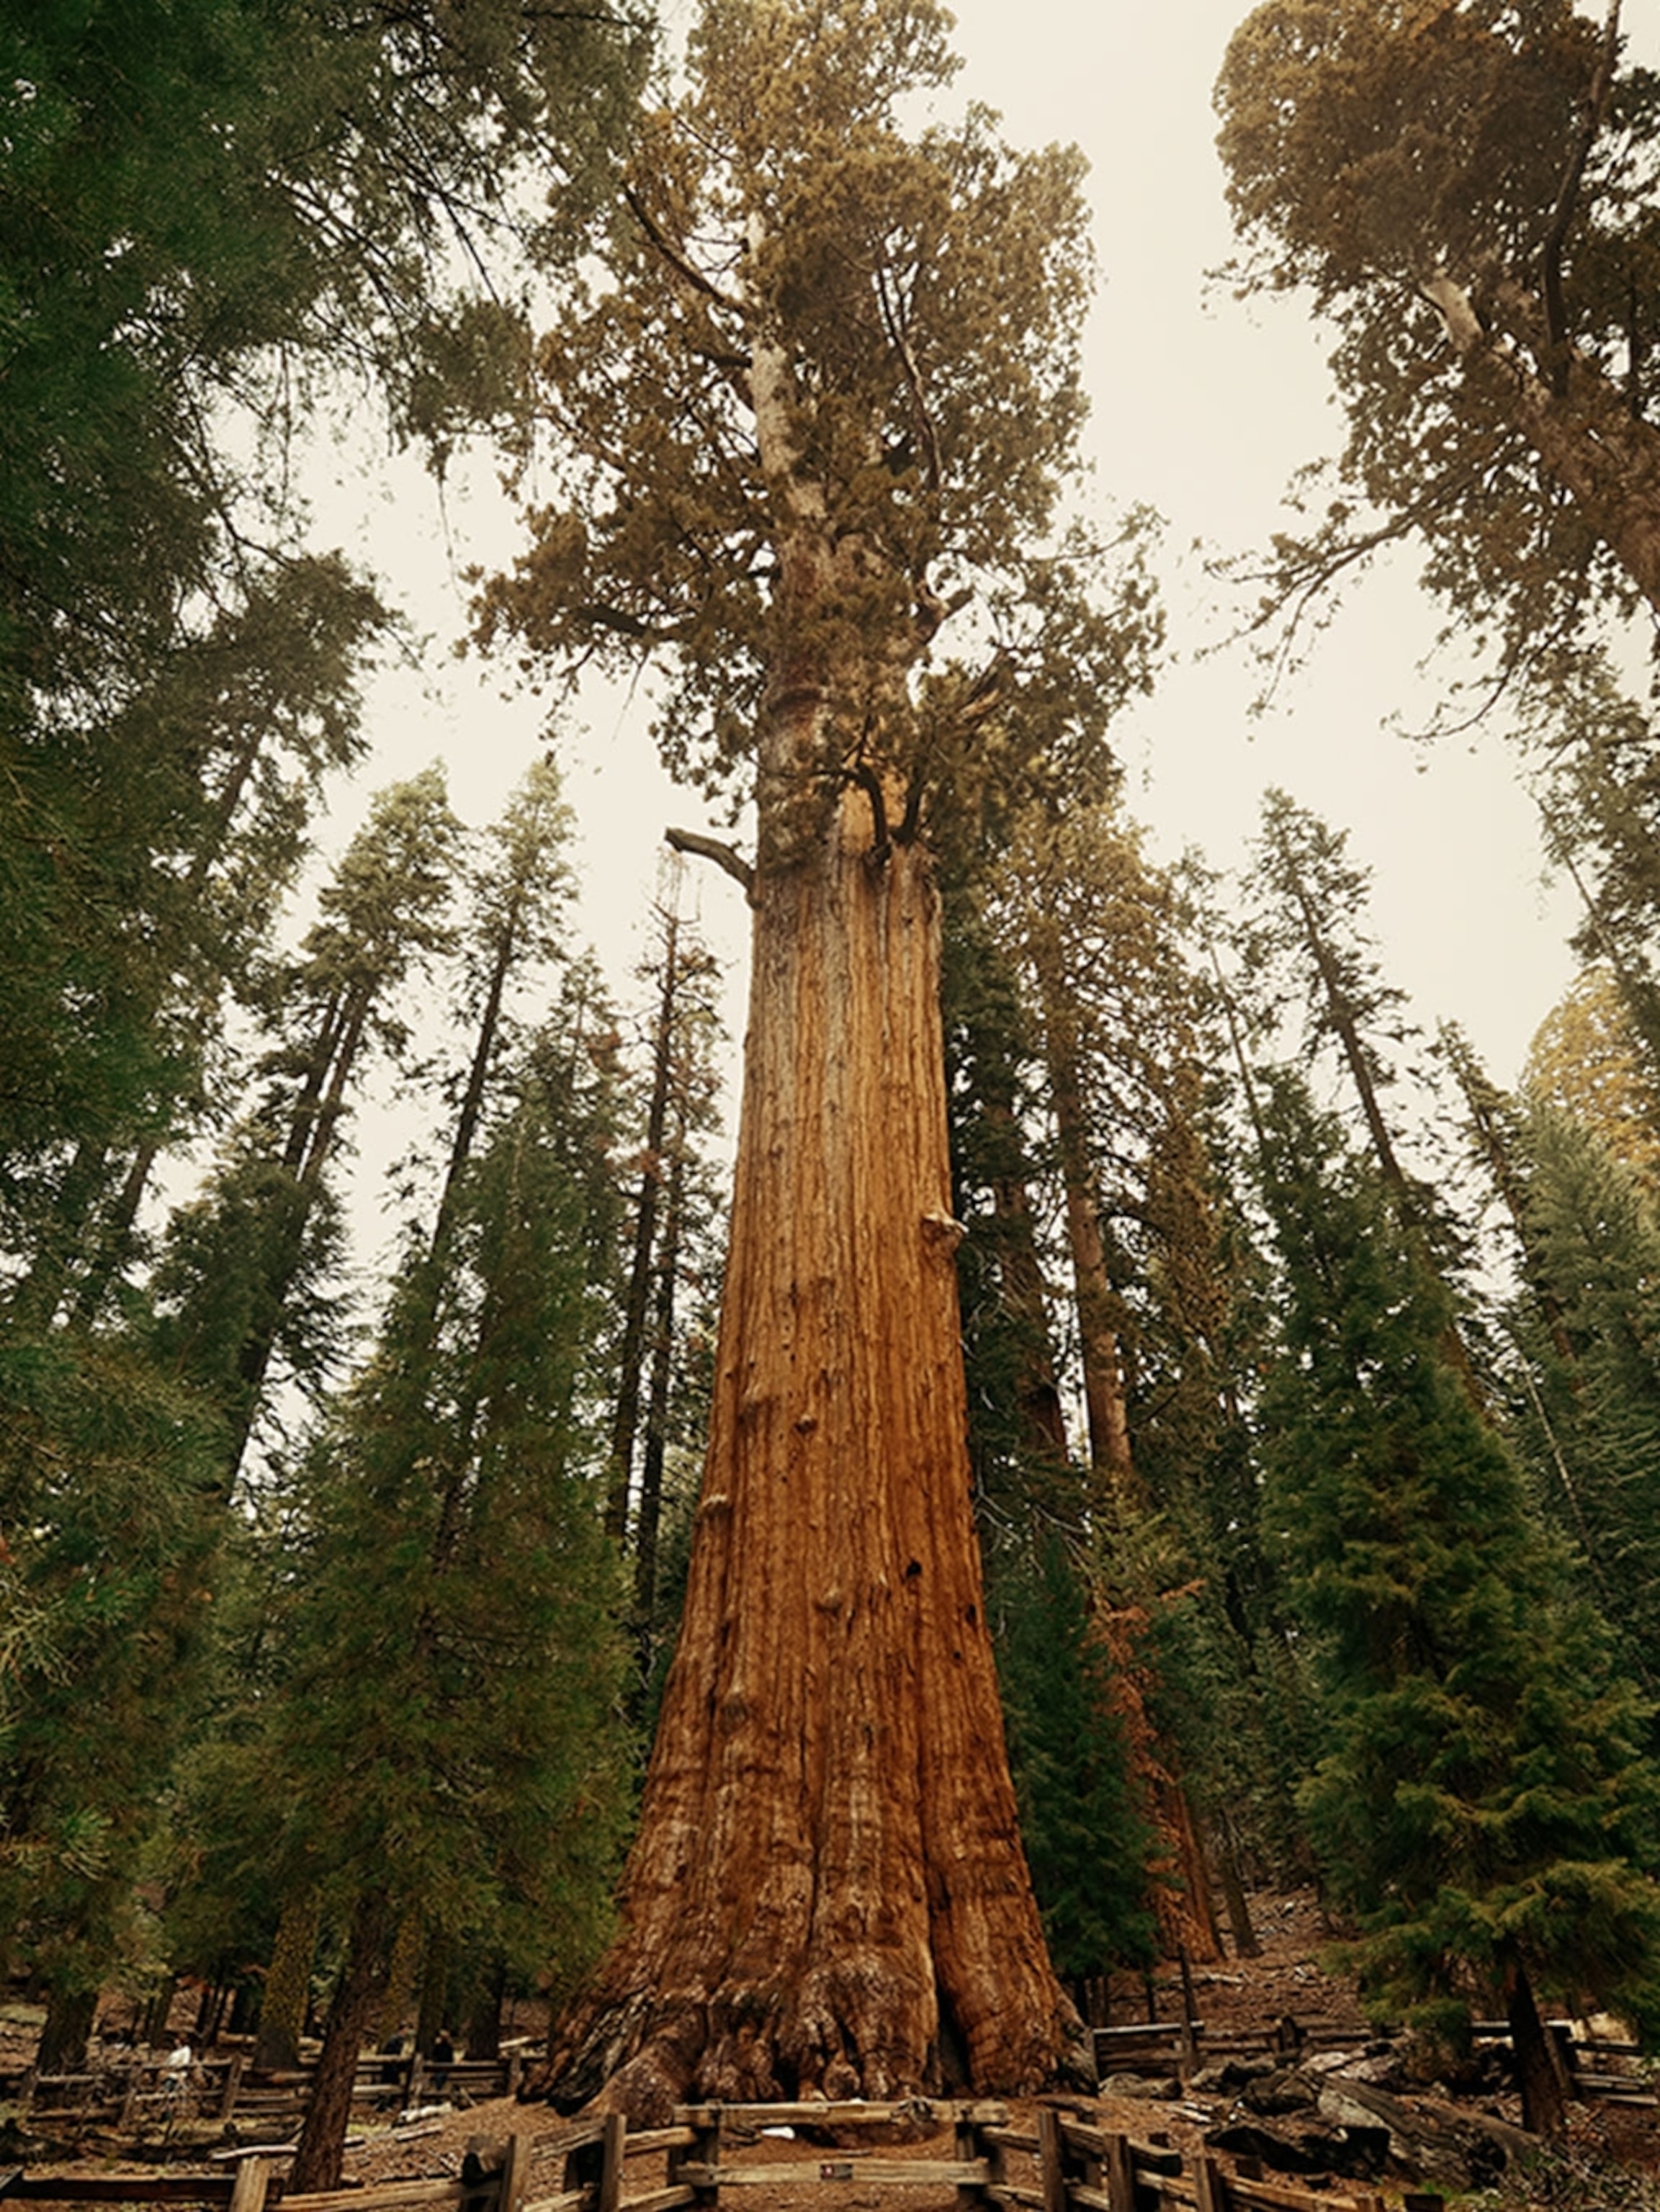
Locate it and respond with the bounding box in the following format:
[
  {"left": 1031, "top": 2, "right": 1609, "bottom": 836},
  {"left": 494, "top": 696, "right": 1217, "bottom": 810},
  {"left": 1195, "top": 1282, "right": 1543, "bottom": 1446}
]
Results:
[
  {"left": 1506, "top": 1099, "right": 1660, "bottom": 1697},
  {"left": 151, "top": 767, "right": 462, "bottom": 1475},
  {"left": 1257, "top": 1070, "right": 1660, "bottom": 2046},
  {"left": 992, "top": 1531, "right": 1158, "bottom": 1980},
  {"left": 239, "top": 967, "right": 634, "bottom": 2013},
  {"left": 0, "top": 1327, "right": 226, "bottom": 2002}
]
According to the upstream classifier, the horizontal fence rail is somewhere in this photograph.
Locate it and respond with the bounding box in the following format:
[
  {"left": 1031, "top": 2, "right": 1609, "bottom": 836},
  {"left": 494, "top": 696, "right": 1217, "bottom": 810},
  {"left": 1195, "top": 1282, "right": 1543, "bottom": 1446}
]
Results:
[
  {"left": 2, "top": 2051, "right": 525, "bottom": 2131},
  {"left": 0, "top": 2105, "right": 1414, "bottom": 2212}
]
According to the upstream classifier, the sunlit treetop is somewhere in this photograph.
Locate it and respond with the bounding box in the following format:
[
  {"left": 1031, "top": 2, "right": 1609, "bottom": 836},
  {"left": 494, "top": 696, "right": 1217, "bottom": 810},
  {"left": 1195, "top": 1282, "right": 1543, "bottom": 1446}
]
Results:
[
  {"left": 474, "top": 0, "right": 1158, "bottom": 841},
  {"left": 1213, "top": 0, "right": 1660, "bottom": 711}
]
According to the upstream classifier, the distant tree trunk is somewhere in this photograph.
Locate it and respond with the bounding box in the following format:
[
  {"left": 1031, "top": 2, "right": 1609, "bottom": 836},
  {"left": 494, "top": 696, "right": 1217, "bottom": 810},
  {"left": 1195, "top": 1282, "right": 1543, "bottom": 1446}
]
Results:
[
  {"left": 465, "top": 1956, "right": 508, "bottom": 2062},
  {"left": 1037, "top": 985, "right": 1136, "bottom": 1496},
  {"left": 1502, "top": 1948, "right": 1569, "bottom": 2140},
  {"left": 375, "top": 1913, "right": 423, "bottom": 2051},
  {"left": 35, "top": 1986, "right": 97, "bottom": 2076},
  {"left": 984, "top": 1094, "right": 1071, "bottom": 1467},
  {"left": 288, "top": 1893, "right": 389, "bottom": 2193},
  {"left": 416, "top": 1929, "right": 452, "bottom": 2058},
  {"left": 606, "top": 909, "right": 681, "bottom": 1542},
  {"left": 254, "top": 1892, "right": 320, "bottom": 2072},
  {"left": 1211, "top": 1811, "right": 1261, "bottom": 1961},
  {"left": 632, "top": 1142, "right": 683, "bottom": 1635},
  {"left": 1095, "top": 1597, "right": 1223, "bottom": 1967},
  {"left": 540, "top": 789, "right": 1085, "bottom": 2120}
]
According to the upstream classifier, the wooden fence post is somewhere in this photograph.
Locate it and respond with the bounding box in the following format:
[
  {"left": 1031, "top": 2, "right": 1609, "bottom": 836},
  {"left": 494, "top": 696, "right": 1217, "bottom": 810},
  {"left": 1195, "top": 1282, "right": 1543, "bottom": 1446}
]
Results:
[
  {"left": 495, "top": 2133, "right": 529, "bottom": 2212},
  {"left": 1103, "top": 2131, "right": 1136, "bottom": 2212},
  {"left": 228, "top": 2155, "right": 270, "bottom": 2212},
  {"left": 686, "top": 2105, "right": 722, "bottom": 2207},
  {"left": 117, "top": 2065, "right": 142, "bottom": 2131},
  {"left": 960, "top": 2097, "right": 1000, "bottom": 2203},
  {"left": 595, "top": 2108, "right": 627, "bottom": 2212},
  {"left": 1191, "top": 2150, "right": 1226, "bottom": 2212},
  {"left": 219, "top": 2052, "right": 246, "bottom": 2121},
  {"left": 505, "top": 2050, "right": 523, "bottom": 2100},
  {"left": 1036, "top": 2105, "right": 1067, "bottom": 2212}
]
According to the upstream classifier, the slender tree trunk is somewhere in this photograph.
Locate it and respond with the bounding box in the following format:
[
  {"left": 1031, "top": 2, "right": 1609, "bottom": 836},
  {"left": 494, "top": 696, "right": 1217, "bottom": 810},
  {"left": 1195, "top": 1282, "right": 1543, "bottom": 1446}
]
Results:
[
  {"left": 541, "top": 791, "right": 1085, "bottom": 2120},
  {"left": 255, "top": 1892, "right": 321, "bottom": 2071},
  {"left": 416, "top": 1929, "right": 452, "bottom": 2058},
  {"left": 465, "top": 1956, "right": 508, "bottom": 2062},
  {"left": 984, "top": 1095, "right": 1070, "bottom": 1466},
  {"left": 607, "top": 912, "right": 681, "bottom": 1541},
  {"left": 288, "top": 1893, "right": 390, "bottom": 2193},
  {"left": 1211, "top": 1812, "right": 1260, "bottom": 1960},
  {"left": 1095, "top": 1597, "right": 1224, "bottom": 1967},
  {"left": 1502, "top": 1948, "right": 1569, "bottom": 2140},
  {"left": 377, "top": 1913, "right": 423, "bottom": 2052},
  {"left": 1031, "top": 951, "right": 1135, "bottom": 1496},
  {"left": 633, "top": 1142, "right": 683, "bottom": 1635}
]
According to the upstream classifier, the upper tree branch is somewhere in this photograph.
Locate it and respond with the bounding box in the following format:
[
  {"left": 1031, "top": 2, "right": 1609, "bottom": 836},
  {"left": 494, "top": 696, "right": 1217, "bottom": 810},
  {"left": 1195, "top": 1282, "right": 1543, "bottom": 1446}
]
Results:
[
  {"left": 623, "top": 184, "right": 748, "bottom": 320},
  {"left": 1540, "top": 0, "right": 1623, "bottom": 374}
]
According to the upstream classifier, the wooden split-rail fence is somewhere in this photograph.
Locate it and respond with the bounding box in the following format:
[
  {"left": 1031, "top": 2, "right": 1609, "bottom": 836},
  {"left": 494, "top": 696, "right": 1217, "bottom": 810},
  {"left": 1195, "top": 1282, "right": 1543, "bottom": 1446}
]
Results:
[
  {"left": 0, "top": 2102, "right": 1432, "bottom": 2212},
  {"left": 6, "top": 2051, "right": 525, "bottom": 2134},
  {"left": 1093, "top": 2013, "right": 1656, "bottom": 2106}
]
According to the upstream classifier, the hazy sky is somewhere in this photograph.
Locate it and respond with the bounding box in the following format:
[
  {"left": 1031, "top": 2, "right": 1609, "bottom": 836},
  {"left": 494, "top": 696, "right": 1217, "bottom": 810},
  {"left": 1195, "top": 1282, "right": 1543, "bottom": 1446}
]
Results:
[{"left": 308, "top": 0, "right": 1636, "bottom": 1224}]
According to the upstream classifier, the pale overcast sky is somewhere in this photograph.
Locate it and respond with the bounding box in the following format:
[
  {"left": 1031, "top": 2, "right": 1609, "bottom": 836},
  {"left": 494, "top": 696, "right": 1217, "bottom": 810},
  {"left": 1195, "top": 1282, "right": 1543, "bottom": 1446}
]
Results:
[{"left": 305, "top": 0, "right": 1651, "bottom": 1242}]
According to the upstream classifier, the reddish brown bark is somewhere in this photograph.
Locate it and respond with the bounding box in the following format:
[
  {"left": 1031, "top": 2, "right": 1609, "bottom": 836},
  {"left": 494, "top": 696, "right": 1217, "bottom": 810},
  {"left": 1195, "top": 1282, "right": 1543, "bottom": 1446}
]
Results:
[
  {"left": 1027, "top": 930, "right": 1135, "bottom": 1499},
  {"left": 289, "top": 1893, "right": 390, "bottom": 2193},
  {"left": 1095, "top": 1598, "right": 1223, "bottom": 1968},
  {"left": 541, "top": 791, "right": 1087, "bottom": 2120}
]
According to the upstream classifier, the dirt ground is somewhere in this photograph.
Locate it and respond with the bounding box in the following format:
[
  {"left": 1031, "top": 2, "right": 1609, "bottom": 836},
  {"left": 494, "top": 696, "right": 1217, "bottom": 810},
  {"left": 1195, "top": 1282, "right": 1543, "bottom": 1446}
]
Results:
[{"left": 328, "top": 1888, "right": 1656, "bottom": 2208}]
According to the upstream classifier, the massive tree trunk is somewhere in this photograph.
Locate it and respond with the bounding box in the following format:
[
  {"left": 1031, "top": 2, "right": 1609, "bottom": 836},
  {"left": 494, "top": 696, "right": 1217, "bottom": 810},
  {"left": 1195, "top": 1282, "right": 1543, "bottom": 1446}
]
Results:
[{"left": 541, "top": 788, "right": 1086, "bottom": 2121}]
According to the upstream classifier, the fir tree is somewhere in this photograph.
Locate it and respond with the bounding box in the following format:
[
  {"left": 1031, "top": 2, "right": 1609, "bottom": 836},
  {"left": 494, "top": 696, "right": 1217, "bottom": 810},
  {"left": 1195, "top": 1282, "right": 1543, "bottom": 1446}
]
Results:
[
  {"left": 1257, "top": 1071, "right": 1660, "bottom": 2136},
  {"left": 1505, "top": 1097, "right": 1660, "bottom": 1697},
  {"left": 994, "top": 1530, "right": 1157, "bottom": 1986}
]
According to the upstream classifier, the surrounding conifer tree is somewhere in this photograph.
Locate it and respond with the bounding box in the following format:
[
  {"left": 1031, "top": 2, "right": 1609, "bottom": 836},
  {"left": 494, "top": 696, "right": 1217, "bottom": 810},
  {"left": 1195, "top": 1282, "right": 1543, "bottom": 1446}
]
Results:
[
  {"left": 1503, "top": 1095, "right": 1660, "bottom": 1700},
  {"left": 152, "top": 768, "right": 462, "bottom": 1485},
  {"left": 1256, "top": 1070, "right": 1660, "bottom": 2136},
  {"left": 1215, "top": 0, "right": 1660, "bottom": 688},
  {"left": 0, "top": 1339, "right": 226, "bottom": 2057},
  {"left": 940, "top": 877, "right": 1164, "bottom": 1990},
  {"left": 994, "top": 1531, "right": 1157, "bottom": 1992},
  {"left": 987, "top": 797, "right": 1230, "bottom": 1962},
  {"left": 1523, "top": 966, "right": 1660, "bottom": 1183},
  {"left": 1245, "top": 791, "right": 1423, "bottom": 1203},
  {"left": 0, "top": 0, "right": 649, "bottom": 1263},
  {"left": 264, "top": 972, "right": 633, "bottom": 2190}
]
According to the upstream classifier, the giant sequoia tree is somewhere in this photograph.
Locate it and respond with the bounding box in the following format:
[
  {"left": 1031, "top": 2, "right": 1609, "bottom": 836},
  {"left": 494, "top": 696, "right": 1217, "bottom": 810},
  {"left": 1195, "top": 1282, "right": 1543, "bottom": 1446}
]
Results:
[{"left": 477, "top": 0, "right": 1144, "bottom": 2118}]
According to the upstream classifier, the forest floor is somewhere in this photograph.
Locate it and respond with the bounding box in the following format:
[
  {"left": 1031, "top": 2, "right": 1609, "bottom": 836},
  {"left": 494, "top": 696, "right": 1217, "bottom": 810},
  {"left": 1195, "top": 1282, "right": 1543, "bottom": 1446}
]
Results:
[
  {"left": 336, "top": 1888, "right": 1660, "bottom": 2208},
  {"left": 7, "top": 1891, "right": 1660, "bottom": 2208}
]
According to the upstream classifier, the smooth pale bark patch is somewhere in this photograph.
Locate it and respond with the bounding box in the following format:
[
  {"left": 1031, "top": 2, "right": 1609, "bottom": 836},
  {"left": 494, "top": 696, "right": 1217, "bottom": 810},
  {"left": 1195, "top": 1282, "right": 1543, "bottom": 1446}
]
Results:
[{"left": 542, "top": 801, "right": 1086, "bottom": 2120}]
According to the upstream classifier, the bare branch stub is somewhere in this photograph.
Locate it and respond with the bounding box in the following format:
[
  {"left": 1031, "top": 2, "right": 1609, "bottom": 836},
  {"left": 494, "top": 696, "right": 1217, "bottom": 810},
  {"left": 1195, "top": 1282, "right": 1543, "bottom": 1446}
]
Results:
[{"left": 665, "top": 824, "right": 755, "bottom": 899}]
